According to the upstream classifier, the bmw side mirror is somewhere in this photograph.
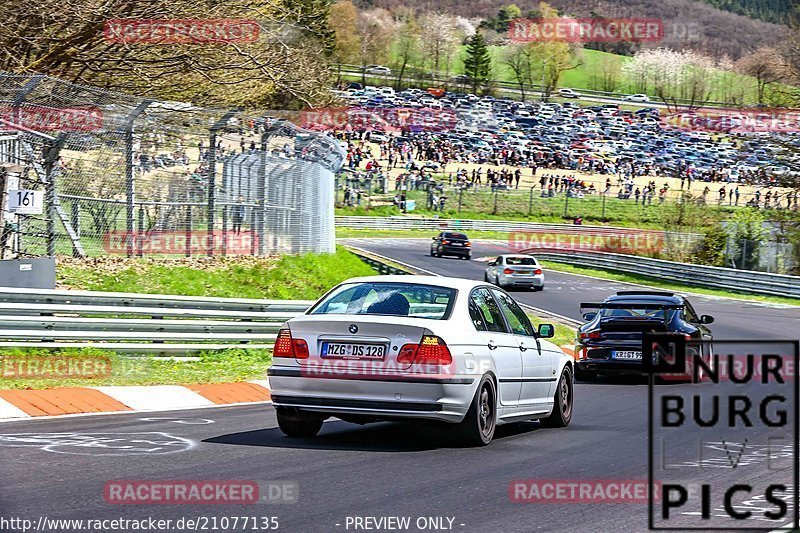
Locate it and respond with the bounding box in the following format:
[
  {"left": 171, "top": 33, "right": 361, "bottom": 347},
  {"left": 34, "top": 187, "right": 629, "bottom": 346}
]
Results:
[
  {"left": 700, "top": 315, "right": 715, "bottom": 324},
  {"left": 582, "top": 312, "right": 597, "bottom": 321},
  {"left": 537, "top": 323, "right": 555, "bottom": 338},
  {"left": 432, "top": 237, "right": 437, "bottom": 240}
]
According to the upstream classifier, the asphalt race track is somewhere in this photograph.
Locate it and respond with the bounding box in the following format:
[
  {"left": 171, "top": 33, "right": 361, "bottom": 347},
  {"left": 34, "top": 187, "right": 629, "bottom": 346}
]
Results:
[
  {"left": 341, "top": 238, "right": 800, "bottom": 340},
  {"left": 1, "top": 238, "right": 799, "bottom": 532}
]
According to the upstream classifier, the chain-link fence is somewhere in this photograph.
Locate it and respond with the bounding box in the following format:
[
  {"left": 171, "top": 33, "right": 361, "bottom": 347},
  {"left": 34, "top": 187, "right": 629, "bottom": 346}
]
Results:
[{"left": 0, "top": 73, "right": 344, "bottom": 259}]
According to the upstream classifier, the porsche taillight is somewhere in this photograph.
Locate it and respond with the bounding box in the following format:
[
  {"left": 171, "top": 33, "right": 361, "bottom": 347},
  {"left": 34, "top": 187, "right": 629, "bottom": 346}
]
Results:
[
  {"left": 397, "top": 335, "right": 452, "bottom": 365},
  {"left": 274, "top": 328, "right": 309, "bottom": 359},
  {"left": 579, "top": 331, "right": 602, "bottom": 340}
]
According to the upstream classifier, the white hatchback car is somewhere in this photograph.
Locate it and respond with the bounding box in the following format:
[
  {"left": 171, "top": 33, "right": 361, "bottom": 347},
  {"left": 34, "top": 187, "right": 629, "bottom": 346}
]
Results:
[
  {"left": 269, "top": 275, "right": 573, "bottom": 445},
  {"left": 484, "top": 255, "right": 545, "bottom": 291}
]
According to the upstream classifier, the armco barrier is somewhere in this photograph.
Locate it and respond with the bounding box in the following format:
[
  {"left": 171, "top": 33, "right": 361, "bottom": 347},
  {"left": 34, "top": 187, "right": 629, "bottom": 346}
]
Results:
[
  {"left": 0, "top": 288, "right": 313, "bottom": 353},
  {"left": 0, "top": 253, "right": 408, "bottom": 353},
  {"left": 536, "top": 251, "right": 800, "bottom": 299}
]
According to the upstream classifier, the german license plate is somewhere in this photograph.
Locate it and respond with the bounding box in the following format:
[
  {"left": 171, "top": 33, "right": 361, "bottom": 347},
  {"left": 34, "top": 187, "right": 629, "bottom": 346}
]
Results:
[
  {"left": 516, "top": 270, "right": 531, "bottom": 274},
  {"left": 613, "top": 350, "right": 642, "bottom": 360},
  {"left": 321, "top": 342, "right": 385, "bottom": 359}
]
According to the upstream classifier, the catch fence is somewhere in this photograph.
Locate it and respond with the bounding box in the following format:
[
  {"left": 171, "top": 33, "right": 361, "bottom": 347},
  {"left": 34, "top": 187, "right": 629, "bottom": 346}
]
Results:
[{"left": 0, "top": 73, "right": 344, "bottom": 260}]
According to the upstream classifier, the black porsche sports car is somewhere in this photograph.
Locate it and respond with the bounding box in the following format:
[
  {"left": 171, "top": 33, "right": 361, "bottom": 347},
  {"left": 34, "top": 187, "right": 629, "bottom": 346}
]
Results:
[{"left": 574, "top": 291, "right": 714, "bottom": 380}]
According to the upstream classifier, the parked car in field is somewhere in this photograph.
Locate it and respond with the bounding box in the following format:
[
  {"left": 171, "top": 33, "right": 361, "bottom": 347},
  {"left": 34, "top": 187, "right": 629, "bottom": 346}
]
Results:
[
  {"left": 268, "top": 276, "right": 574, "bottom": 445},
  {"left": 484, "top": 255, "right": 544, "bottom": 291},
  {"left": 558, "top": 88, "right": 582, "bottom": 98},
  {"left": 574, "top": 291, "right": 714, "bottom": 380},
  {"left": 430, "top": 232, "right": 471, "bottom": 259},
  {"left": 365, "top": 65, "right": 391, "bottom": 75}
]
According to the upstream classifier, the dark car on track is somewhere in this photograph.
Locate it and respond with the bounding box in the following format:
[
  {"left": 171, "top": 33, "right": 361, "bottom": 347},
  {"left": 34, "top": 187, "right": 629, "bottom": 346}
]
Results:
[
  {"left": 430, "top": 231, "right": 471, "bottom": 260},
  {"left": 574, "top": 291, "right": 714, "bottom": 380}
]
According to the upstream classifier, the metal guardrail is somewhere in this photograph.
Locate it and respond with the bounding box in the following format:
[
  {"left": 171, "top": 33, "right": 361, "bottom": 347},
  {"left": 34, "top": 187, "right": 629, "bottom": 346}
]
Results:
[
  {"left": 346, "top": 249, "right": 412, "bottom": 276},
  {"left": 0, "top": 288, "right": 313, "bottom": 353},
  {"left": 537, "top": 251, "right": 800, "bottom": 299}
]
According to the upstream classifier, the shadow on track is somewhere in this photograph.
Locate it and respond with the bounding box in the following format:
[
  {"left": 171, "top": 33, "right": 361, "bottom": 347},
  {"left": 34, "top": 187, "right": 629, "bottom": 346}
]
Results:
[{"left": 204, "top": 419, "right": 544, "bottom": 452}]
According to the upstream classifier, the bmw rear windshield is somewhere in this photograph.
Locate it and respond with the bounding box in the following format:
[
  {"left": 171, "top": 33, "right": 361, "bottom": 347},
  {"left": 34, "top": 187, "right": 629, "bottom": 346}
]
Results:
[{"left": 309, "top": 282, "right": 457, "bottom": 320}]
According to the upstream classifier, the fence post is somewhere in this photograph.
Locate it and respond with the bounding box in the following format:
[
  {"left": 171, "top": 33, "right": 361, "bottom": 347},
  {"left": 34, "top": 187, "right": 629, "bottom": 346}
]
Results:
[
  {"left": 70, "top": 201, "right": 80, "bottom": 257},
  {"left": 137, "top": 206, "right": 144, "bottom": 258},
  {"left": 185, "top": 206, "right": 192, "bottom": 258},
  {"left": 458, "top": 188, "right": 463, "bottom": 213},
  {"left": 493, "top": 188, "right": 498, "bottom": 215},
  {"left": 43, "top": 134, "right": 66, "bottom": 258},
  {"left": 122, "top": 100, "right": 153, "bottom": 258},
  {"left": 529, "top": 186, "right": 535, "bottom": 216},
  {"left": 601, "top": 192, "right": 607, "bottom": 222},
  {"left": 207, "top": 109, "right": 239, "bottom": 257}
]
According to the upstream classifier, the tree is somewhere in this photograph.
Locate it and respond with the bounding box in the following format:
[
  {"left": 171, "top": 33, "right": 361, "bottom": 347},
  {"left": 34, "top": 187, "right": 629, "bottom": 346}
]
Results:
[
  {"left": 463, "top": 32, "right": 492, "bottom": 94},
  {"left": 504, "top": 44, "right": 532, "bottom": 100},
  {"left": 524, "top": 2, "right": 583, "bottom": 99},
  {"left": 393, "top": 13, "right": 420, "bottom": 90},
  {"left": 496, "top": 5, "right": 523, "bottom": 33},
  {"left": 480, "top": 4, "right": 522, "bottom": 34},
  {"left": 0, "top": 0, "right": 334, "bottom": 108},
  {"left": 587, "top": 55, "right": 622, "bottom": 92},
  {"left": 735, "top": 47, "right": 785, "bottom": 105},
  {"left": 330, "top": 1, "right": 361, "bottom": 66},
  {"left": 419, "top": 13, "right": 461, "bottom": 76},
  {"left": 356, "top": 9, "right": 395, "bottom": 85}
]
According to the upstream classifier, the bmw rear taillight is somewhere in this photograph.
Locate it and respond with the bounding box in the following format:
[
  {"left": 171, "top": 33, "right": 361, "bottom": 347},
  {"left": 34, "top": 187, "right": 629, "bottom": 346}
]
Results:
[
  {"left": 534, "top": 268, "right": 543, "bottom": 275},
  {"left": 293, "top": 339, "right": 309, "bottom": 359},
  {"left": 503, "top": 268, "right": 514, "bottom": 274},
  {"left": 397, "top": 335, "right": 452, "bottom": 365},
  {"left": 442, "top": 240, "right": 450, "bottom": 245},
  {"left": 465, "top": 241, "right": 471, "bottom": 247},
  {"left": 274, "top": 328, "right": 309, "bottom": 359},
  {"left": 274, "top": 328, "right": 294, "bottom": 357}
]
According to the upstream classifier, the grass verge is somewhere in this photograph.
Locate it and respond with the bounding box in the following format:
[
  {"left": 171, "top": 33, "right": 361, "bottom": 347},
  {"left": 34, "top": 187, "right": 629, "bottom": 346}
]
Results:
[
  {"left": 0, "top": 348, "right": 272, "bottom": 390},
  {"left": 57, "top": 245, "right": 377, "bottom": 298}
]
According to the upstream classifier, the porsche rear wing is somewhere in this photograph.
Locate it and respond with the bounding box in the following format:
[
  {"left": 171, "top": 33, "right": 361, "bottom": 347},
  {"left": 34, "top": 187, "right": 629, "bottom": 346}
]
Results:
[
  {"left": 580, "top": 303, "right": 685, "bottom": 311},
  {"left": 579, "top": 302, "right": 684, "bottom": 326}
]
